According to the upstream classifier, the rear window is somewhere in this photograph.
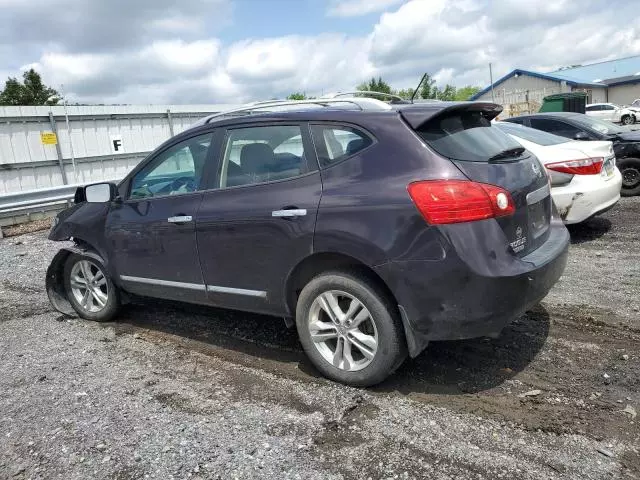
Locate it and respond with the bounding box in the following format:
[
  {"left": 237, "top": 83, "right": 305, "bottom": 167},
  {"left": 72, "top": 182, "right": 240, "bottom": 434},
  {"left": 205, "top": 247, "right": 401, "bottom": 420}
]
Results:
[
  {"left": 310, "top": 125, "right": 373, "bottom": 168},
  {"left": 416, "top": 111, "right": 526, "bottom": 162},
  {"left": 494, "top": 122, "right": 570, "bottom": 146}
]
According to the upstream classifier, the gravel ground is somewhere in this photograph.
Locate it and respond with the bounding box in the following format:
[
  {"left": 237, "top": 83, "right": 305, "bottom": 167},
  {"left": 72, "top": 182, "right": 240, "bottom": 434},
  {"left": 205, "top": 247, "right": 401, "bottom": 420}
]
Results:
[{"left": 0, "top": 198, "right": 639, "bottom": 479}]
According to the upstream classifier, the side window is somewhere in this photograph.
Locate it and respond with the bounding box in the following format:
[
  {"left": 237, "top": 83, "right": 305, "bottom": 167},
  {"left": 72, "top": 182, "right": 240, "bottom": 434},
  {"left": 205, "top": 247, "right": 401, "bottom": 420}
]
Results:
[
  {"left": 219, "top": 125, "right": 307, "bottom": 188},
  {"left": 603, "top": 105, "right": 615, "bottom": 111},
  {"left": 310, "top": 125, "right": 373, "bottom": 168},
  {"left": 529, "top": 119, "right": 581, "bottom": 139},
  {"left": 585, "top": 105, "right": 597, "bottom": 112},
  {"left": 129, "top": 133, "right": 212, "bottom": 200}
]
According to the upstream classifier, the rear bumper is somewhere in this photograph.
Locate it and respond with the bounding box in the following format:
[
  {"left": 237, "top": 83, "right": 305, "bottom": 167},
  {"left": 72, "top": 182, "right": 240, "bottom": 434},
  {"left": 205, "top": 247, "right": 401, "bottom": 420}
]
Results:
[
  {"left": 552, "top": 168, "right": 622, "bottom": 224},
  {"left": 374, "top": 220, "right": 569, "bottom": 357}
]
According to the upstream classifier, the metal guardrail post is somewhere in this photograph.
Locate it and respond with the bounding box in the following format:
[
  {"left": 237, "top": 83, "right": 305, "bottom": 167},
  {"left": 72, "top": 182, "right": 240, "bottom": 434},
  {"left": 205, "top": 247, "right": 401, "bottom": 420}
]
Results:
[
  {"left": 48, "top": 111, "right": 69, "bottom": 185},
  {"left": 166, "top": 109, "right": 175, "bottom": 137}
]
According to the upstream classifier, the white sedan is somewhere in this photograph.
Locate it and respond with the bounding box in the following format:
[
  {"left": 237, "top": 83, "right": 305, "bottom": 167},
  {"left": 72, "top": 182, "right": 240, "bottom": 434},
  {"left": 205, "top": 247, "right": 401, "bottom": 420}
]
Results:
[
  {"left": 494, "top": 122, "right": 622, "bottom": 224},
  {"left": 585, "top": 103, "right": 636, "bottom": 125}
]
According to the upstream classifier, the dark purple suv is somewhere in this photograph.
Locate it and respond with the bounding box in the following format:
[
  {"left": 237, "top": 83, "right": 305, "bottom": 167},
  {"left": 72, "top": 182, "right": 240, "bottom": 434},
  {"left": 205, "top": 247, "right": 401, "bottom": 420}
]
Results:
[{"left": 47, "top": 101, "right": 569, "bottom": 386}]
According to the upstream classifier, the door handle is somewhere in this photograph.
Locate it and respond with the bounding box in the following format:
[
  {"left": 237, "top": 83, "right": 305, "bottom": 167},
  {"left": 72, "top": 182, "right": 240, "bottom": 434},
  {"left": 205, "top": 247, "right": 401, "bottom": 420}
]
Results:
[
  {"left": 272, "top": 209, "right": 307, "bottom": 217},
  {"left": 167, "top": 215, "right": 193, "bottom": 223}
]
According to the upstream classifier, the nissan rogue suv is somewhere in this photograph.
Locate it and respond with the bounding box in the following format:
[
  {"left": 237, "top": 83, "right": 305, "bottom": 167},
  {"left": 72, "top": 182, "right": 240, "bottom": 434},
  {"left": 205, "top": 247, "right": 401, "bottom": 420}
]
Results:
[{"left": 47, "top": 99, "right": 569, "bottom": 386}]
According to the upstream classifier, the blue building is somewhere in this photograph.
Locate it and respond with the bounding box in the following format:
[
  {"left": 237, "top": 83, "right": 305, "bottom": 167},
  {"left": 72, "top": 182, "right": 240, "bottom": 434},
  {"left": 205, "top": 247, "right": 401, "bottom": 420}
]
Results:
[{"left": 471, "top": 55, "right": 640, "bottom": 111}]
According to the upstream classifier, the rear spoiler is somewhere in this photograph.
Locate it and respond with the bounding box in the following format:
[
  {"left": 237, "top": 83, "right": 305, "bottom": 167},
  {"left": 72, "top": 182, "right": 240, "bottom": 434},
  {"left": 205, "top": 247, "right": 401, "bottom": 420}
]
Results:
[{"left": 396, "top": 102, "right": 503, "bottom": 130}]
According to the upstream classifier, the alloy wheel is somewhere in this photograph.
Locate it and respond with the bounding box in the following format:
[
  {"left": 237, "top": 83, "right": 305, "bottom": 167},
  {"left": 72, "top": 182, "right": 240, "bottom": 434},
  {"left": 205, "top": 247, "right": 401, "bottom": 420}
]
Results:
[
  {"left": 69, "top": 260, "right": 109, "bottom": 313},
  {"left": 622, "top": 166, "right": 640, "bottom": 189},
  {"left": 308, "top": 290, "right": 378, "bottom": 372}
]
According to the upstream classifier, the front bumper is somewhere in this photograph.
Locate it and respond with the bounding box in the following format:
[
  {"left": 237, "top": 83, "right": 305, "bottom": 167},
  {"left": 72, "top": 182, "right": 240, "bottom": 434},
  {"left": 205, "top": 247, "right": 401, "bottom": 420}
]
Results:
[
  {"left": 552, "top": 168, "right": 622, "bottom": 224},
  {"left": 374, "top": 220, "right": 569, "bottom": 357}
]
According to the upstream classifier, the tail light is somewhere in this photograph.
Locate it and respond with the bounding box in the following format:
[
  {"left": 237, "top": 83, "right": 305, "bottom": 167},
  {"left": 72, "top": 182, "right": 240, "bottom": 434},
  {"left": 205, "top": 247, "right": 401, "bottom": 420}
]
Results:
[
  {"left": 546, "top": 158, "right": 603, "bottom": 175},
  {"left": 407, "top": 180, "right": 515, "bottom": 225}
]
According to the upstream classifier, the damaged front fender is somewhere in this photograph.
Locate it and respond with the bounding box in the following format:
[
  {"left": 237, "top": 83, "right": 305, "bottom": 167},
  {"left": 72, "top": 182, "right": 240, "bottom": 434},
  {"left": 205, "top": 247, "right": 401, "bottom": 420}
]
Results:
[{"left": 46, "top": 246, "right": 106, "bottom": 317}]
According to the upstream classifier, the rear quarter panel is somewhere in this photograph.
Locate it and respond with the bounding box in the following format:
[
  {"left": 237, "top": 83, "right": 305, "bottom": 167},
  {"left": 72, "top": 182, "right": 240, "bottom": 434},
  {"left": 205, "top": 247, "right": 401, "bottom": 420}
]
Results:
[{"left": 313, "top": 115, "right": 465, "bottom": 265}]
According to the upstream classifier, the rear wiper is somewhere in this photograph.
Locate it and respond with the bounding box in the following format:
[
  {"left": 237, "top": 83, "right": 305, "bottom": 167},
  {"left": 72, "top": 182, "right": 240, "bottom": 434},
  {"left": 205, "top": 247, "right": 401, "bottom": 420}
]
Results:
[{"left": 488, "top": 147, "right": 525, "bottom": 162}]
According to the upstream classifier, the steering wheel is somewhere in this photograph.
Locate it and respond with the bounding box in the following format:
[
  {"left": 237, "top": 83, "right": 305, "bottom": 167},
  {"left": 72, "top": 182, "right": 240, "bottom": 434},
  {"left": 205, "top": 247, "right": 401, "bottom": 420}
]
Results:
[{"left": 159, "top": 176, "right": 196, "bottom": 195}]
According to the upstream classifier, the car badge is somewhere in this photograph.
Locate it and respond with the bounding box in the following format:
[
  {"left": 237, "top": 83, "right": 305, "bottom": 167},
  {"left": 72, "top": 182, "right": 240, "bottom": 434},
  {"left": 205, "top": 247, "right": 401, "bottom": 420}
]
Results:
[{"left": 532, "top": 162, "right": 541, "bottom": 177}]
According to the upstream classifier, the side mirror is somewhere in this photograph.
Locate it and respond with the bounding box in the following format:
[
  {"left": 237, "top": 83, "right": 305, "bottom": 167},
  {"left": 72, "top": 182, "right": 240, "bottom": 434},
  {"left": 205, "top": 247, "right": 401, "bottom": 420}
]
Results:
[
  {"left": 85, "top": 182, "right": 117, "bottom": 203},
  {"left": 574, "top": 131, "right": 589, "bottom": 140}
]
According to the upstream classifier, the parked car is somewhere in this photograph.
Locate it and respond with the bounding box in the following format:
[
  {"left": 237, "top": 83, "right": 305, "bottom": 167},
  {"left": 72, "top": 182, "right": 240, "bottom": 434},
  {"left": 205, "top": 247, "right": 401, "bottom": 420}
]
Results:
[
  {"left": 585, "top": 103, "right": 635, "bottom": 125},
  {"left": 494, "top": 122, "right": 621, "bottom": 224},
  {"left": 626, "top": 101, "right": 640, "bottom": 119},
  {"left": 504, "top": 112, "right": 640, "bottom": 196},
  {"left": 46, "top": 100, "right": 569, "bottom": 387}
]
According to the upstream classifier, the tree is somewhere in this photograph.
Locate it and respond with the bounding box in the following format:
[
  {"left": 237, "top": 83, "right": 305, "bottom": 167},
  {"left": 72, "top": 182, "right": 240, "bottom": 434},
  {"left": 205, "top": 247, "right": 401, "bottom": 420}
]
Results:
[
  {"left": 357, "top": 77, "right": 392, "bottom": 95},
  {"left": 0, "top": 69, "right": 59, "bottom": 106},
  {"left": 454, "top": 86, "right": 481, "bottom": 101},
  {"left": 419, "top": 73, "right": 437, "bottom": 99},
  {"left": 437, "top": 84, "right": 457, "bottom": 101},
  {"left": 287, "top": 92, "right": 306, "bottom": 100},
  {"left": 0, "top": 78, "right": 23, "bottom": 106},
  {"left": 396, "top": 88, "right": 415, "bottom": 100}
]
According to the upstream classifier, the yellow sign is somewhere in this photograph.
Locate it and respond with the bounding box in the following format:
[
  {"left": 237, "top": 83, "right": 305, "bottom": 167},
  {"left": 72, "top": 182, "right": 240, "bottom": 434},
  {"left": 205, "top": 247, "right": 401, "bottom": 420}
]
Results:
[{"left": 40, "top": 132, "right": 58, "bottom": 145}]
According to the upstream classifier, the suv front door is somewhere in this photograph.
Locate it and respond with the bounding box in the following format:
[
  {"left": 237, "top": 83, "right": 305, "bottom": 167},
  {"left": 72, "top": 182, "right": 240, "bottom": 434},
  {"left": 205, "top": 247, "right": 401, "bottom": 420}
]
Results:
[
  {"left": 106, "top": 131, "right": 217, "bottom": 302},
  {"left": 196, "top": 123, "right": 322, "bottom": 315}
]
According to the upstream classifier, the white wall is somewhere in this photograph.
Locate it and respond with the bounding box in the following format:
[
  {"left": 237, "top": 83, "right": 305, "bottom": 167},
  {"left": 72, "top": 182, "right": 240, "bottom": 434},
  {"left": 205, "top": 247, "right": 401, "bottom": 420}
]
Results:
[
  {"left": 475, "top": 74, "right": 569, "bottom": 117},
  {"left": 474, "top": 74, "right": 565, "bottom": 103},
  {"left": 0, "top": 105, "right": 239, "bottom": 194},
  {"left": 608, "top": 83, "right": 640, "bottom": 105},
  {"left": 571, "top": 86, "right": 607, "bottom": 103}
]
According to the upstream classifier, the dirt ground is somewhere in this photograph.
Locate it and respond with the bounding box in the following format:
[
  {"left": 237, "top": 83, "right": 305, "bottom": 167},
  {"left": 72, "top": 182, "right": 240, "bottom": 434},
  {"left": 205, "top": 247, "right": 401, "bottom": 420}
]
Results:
[{"left": 0, "top": 197, "right": 638, "bottom": 479}]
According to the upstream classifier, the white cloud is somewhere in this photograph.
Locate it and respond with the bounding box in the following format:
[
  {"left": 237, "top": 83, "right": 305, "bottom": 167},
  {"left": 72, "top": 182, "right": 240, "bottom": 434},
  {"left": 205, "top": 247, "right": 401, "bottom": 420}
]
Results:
[
  {"left": 327, "top": 0, "right": 404, "bottom": 17},
  {"left": 2, "top": 0, "right": 640, "bottom": 104}
]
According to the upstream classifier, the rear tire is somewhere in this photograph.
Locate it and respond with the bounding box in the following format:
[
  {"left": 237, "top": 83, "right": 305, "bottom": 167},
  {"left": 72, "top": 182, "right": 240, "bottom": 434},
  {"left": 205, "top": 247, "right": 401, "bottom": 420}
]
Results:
[
  {"left": 64, "top": 253, "right": 120, "bottom": 322},
  {"left": 295, "top": 271, "right": 406, "bottom": 387},
  {"left": 618, "top": 158, "right": 640, "bottom": 197}
]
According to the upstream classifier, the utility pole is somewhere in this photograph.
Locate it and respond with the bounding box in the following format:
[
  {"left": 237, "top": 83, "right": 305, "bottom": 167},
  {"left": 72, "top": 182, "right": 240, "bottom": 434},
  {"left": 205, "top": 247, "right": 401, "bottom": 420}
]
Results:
[
  {"left": 489, "top": 63, "right": 495, "bottom": 103},
  {"left": 60, "top": 84, "right": 78, "bottom": 182}
]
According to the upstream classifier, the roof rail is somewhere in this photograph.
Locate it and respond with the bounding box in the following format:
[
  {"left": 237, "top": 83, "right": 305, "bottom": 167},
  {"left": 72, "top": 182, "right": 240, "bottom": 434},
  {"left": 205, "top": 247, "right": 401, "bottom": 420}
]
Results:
[
  {"left": 202, "top": 97, "right": 392, "bottom": 123},
  {"left": 324, "top": 91, "right": 407, "bottom": 102}
]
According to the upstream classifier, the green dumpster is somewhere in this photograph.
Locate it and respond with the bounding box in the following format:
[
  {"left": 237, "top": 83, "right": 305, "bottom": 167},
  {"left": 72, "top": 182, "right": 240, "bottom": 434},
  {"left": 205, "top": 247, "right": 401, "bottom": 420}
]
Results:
[{"left": 539, "top": 92, "right": 587, "bottom": 114}]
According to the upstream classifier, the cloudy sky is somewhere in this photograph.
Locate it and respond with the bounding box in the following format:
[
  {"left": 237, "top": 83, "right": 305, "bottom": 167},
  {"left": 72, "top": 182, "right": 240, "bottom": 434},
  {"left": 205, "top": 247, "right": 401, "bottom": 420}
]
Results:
[{"left": 1, "top": 0, "right": 639, "bottom": 104}]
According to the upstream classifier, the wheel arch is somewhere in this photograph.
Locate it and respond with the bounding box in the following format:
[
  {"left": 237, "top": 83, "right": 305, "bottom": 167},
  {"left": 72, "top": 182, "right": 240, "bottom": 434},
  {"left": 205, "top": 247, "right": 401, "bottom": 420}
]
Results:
[
  {"left": 46, "top": 244, "right": 104, "bottom": 317},
  {"left": 284, "top": 252, "right": 396, "bottom": 317},
  {"left": 284, "top": 252, "right": 425, "bottom": 356}
]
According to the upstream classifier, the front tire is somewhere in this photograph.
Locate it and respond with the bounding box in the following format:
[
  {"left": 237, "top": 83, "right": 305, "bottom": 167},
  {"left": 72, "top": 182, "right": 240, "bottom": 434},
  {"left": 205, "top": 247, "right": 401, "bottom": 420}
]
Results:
[
  {"left": 64, "top": 253, "right": 120, "bottom": 322},
  {"left": 295, "top": 271, "right": 406, "bottom": 387},
  {"left": 621, "top": 115, "right": 634, "bottom": 125},
  {"left": 618, "top": 158, "right": 640, "bottom": 196}
]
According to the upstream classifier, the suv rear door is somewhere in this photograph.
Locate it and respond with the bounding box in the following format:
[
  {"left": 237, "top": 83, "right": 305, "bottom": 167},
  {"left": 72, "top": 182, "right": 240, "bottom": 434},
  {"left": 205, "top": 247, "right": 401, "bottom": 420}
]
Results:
[
  {"left": 196, "top": 123, "right": 321, "bottom": 315},
  {"left": 403, "top": 104, "right": 551, "bottom": 257}
]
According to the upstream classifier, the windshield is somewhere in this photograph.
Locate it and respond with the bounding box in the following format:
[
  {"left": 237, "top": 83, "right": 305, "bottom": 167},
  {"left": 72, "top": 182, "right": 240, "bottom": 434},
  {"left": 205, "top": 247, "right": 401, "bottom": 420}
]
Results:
[
  {"left": 416, "top": 111, "right": 527, "bottom": 162},
  {"left": 495, "top": 122, "right": 570, "bottom": 146},
  {"left": 570, "top": 115, "right": 628, "bottom": 135}
]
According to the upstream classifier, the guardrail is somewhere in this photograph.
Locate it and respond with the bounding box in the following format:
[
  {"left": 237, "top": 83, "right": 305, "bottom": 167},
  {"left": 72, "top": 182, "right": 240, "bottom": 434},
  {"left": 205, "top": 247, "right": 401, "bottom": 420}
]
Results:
[
  {"left": 1, "top": 183, "right": 79, "bottom": 213},
  {"left": 0, "top": 180, "right": 120, "bottom": 237}
]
